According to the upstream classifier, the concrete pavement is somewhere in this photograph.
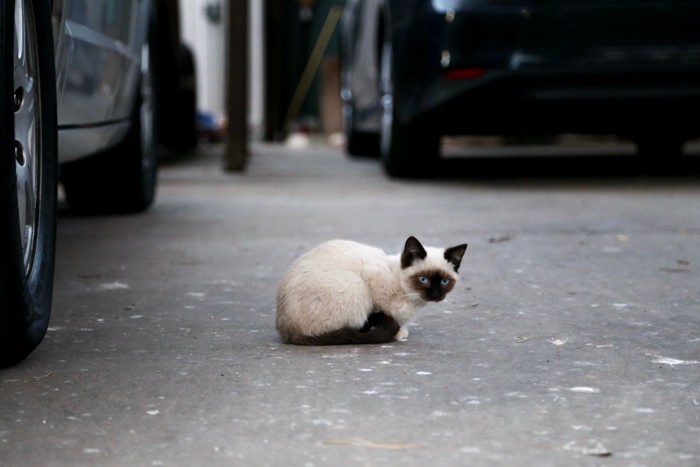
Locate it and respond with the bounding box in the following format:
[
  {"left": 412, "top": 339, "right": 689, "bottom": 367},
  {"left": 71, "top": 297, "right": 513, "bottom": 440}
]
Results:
[{"left": 1, "top": 141, "right": 699, "bottom": 466}]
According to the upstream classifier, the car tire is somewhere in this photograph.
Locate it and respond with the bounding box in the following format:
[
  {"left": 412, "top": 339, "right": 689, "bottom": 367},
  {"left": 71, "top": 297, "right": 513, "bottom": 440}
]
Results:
[
  {"left": 60, "top": 11, "right": 160, "bottom": 214},
  {"left": 159, "top": 43, "right": 198, "bottom": 155},
  {"left": 343, "top": 99, "right": 380, "bottom": 157},
  {"left": 635, "top": 135, "right": 684, "bottom": 159},
  {"left": 0, "top": 0, "right": 57, "bottom": 367},
  {"left": 634, "top": 135, "right": 685, "bottom": 174},
  {"left": 379, "top": 37, "right": 439, "bottom": 178}
]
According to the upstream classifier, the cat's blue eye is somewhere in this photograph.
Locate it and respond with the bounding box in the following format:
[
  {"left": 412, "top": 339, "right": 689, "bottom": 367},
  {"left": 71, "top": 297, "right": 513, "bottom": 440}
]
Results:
[
  {"left": 419, "top": 276, "right": 429, "bottom": 284},
  {"left": 441, "top": 278, "right": 451, "bottom": 286}
]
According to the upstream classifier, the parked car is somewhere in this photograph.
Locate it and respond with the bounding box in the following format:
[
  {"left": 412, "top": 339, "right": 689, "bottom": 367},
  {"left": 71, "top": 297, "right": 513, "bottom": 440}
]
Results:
[
  {"left": 1, "top": 0, "right": 195, "bottom": 366},
  {"left": 341, "top": 0, "right": 700, "bottom": 177}
]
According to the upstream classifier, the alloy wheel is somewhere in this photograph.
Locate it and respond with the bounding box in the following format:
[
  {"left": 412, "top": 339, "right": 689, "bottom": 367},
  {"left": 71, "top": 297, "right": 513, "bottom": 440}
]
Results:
[{"left": 13, "top": 0, "right": 42, "bottom": 276}]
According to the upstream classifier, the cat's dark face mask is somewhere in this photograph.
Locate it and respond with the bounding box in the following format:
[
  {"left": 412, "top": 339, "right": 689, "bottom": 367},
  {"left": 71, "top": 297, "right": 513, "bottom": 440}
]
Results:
[{"left": 410, "top": 270, "right": 456, "bottom": 302}]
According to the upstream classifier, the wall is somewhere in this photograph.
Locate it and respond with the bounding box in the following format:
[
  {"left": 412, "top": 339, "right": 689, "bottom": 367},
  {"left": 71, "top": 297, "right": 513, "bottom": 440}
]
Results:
[{"left": 178, "top": 0, "right": 265, "bottom": 138}]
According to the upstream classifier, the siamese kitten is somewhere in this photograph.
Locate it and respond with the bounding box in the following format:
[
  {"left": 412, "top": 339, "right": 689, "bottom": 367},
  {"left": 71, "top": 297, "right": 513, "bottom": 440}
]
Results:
[{"left": 276, "top": 236, "right": 468, "bottom": 345}]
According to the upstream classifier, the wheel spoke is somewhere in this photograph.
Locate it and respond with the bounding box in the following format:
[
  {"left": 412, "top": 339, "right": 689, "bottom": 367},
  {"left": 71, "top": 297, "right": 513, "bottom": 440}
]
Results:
[
  {"left": 140, "top": 43, "right": 155, "bottom": 172},
  {"left": 13, "top": 0, "right": 41, "bottom": 274},
  {"left": 379, "top": 40, "right": 393, "bottom": 156}
]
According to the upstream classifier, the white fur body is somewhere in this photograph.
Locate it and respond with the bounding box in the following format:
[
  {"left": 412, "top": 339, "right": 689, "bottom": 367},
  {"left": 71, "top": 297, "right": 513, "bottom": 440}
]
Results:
[{"left": 276, "top": 239, "right": 461, "bottom": 342}]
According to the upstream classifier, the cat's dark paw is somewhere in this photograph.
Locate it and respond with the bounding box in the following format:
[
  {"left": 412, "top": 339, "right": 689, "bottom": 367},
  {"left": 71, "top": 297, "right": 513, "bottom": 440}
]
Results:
[{"left": 359, "top": 312, "right": 388, "bottom": 333}]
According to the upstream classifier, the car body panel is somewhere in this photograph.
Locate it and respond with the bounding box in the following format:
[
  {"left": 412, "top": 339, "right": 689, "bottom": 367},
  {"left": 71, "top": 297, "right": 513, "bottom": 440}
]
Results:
[
  {"left": 51, "top": 0, "right": 149, "bottom": 162},
  {"left": 343, "top": 0, "right": 700, "bottom": 140}
]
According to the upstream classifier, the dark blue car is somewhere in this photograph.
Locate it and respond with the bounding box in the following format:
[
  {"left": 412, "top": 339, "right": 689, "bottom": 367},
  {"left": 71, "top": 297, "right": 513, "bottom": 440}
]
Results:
[{"left": 341, "top": 0, "right": 700, "bottom": 176}]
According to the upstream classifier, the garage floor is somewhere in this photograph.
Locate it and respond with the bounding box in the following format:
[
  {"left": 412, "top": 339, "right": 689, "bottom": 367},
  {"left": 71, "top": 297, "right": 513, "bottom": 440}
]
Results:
[{"left": 1, "top": 142, "right": 699, "bottom": 466}]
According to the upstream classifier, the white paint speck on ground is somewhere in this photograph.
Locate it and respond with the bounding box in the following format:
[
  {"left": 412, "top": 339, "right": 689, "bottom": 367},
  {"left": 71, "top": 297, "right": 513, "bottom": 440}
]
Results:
[
  {"left": 569, "top": 387, "right": 601, "bottom": 393},
  {"left": 563, "top": 439, "right": 611, "bottom": 456},
  {"left": 311, "top": 419, "right": 332, "bottom": 426},
  {"left": 459, "top": 446, "right": 482, "bottom": 454},
  {"left": 649, "top": 355, "right": 700, "bottom": 367},
  {"left": 99, "top": 282, "right": 129, "bottom": 291}
]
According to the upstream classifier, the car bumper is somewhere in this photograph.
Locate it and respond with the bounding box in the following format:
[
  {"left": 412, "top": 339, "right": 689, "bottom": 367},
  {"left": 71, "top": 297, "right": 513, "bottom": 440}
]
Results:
[
  {"left": 400, "top": 0, "right": 700, "bottom": 136},
  {"left": 413, "top": 67, "right": 700, "bottom": 136}
]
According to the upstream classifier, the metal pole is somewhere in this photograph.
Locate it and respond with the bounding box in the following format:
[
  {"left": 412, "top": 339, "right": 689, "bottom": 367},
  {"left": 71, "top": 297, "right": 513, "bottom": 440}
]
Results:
[{"left": 225, "top": 0, "right": 249, "bottom": 171}]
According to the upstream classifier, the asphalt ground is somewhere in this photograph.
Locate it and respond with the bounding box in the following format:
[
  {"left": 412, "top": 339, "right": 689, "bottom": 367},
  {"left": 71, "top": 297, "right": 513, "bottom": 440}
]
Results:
[{"left": 1, "top": 141, "right": 699, "bottom": 466}]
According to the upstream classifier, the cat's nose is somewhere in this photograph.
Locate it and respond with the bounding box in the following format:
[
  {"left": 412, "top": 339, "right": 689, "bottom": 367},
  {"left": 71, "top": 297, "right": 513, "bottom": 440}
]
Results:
[{"left": 428, "top": 292, "right": 444, "bottom": 301}]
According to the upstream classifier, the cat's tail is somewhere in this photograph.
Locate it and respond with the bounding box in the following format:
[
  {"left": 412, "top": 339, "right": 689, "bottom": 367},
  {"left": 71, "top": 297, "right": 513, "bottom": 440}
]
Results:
[{"left": 281, "top": 312, "right": 400, "bottom": 346}]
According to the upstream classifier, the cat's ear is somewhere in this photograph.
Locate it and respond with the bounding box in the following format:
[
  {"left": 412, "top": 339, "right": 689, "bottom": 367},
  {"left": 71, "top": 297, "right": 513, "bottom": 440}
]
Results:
[
  {"left": 444, "top": 244, "right": 468, "bottom": 272},
  {"left": 401, "top": 236, "right": 427, "bottom": 269}
]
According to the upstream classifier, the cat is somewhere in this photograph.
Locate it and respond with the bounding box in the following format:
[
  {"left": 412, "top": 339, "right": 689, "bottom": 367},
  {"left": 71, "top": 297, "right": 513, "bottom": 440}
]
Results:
[{"left": 276, "top": 236, "right": 468, "bottom": 345}]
